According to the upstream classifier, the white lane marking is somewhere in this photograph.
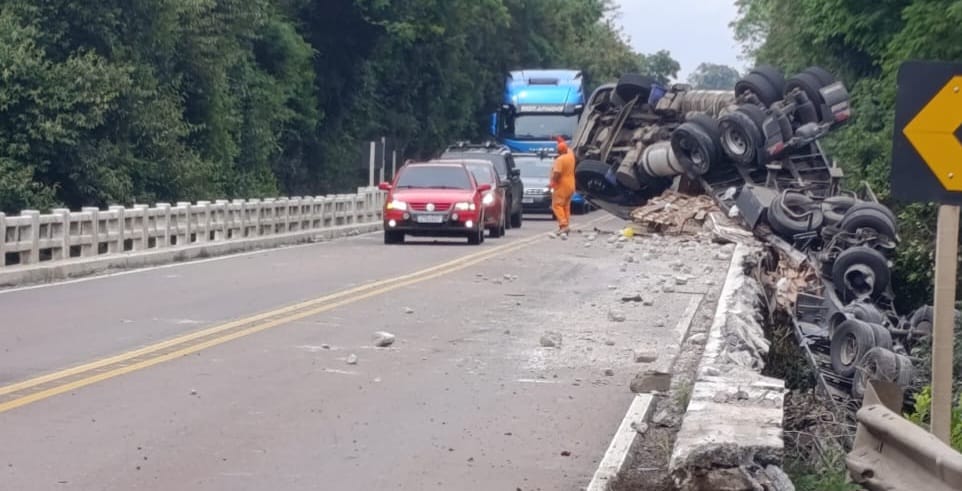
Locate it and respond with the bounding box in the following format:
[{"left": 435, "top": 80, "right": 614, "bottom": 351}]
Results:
[
  {"left": 516, "top": 378, "right": 561, "bottom": 384},
  {"left": 0, "top": 231, "right": 379, "bottom": 296},
  {"left": 586, "top": 394, "right": 655, "bottom": 490},
  {"left": 322, "top": 369, "right": 358, "bottom": 376}
]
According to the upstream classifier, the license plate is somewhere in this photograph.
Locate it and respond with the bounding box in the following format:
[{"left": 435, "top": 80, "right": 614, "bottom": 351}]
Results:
[
  {"left": 522, "top": 198, "right": 535, "bottom": 204},
  {"left": 416, "top": 214, "right": 444, "bottom": 224}
]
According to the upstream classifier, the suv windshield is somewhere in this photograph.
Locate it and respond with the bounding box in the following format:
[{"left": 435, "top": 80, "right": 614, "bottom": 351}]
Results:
[
  {"left": 506, "top": 114, "right": 578, "bottom": 140},
  {"left": 395, "top": 166, "right": 472, "bottom": 190},
  {"left": 463, "top": 162, "right": 496, "bottom": 186},
  {"left": 514, "top": 157, "right": 554, "bottom": 178},
  {"left": 441, "top": 152, "right": 507, "bottom": 177}
]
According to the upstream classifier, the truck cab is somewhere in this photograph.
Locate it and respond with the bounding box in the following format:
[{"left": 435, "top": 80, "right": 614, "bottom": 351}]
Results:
[{"left": 489, "top": 69, "right": 585, "bottom": 153}]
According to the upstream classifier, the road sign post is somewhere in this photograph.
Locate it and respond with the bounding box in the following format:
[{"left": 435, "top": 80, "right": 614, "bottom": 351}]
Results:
[
  {"left": 893, "top": 60, "right": 962, "bottom": 443},
  {"left": 368, "top": 141, "right": 376, "bottom": 187}
]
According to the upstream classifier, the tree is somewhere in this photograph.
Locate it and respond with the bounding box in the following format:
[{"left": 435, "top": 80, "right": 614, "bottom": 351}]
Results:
[
  {"left": 638, "top": 49, "right": 681, "bottom": 85},
  {"left": 687, "top": 62, "right": 741, "bottom": 90}
]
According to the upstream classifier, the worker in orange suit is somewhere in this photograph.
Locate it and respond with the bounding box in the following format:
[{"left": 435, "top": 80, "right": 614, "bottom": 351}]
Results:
[{"left": 549, "top": 136, "right": 576, "bottom": 237}]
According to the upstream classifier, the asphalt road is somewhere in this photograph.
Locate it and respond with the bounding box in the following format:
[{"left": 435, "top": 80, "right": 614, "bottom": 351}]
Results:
[{"left": 0, "top": 211, "right": 728, "bottom": 491}]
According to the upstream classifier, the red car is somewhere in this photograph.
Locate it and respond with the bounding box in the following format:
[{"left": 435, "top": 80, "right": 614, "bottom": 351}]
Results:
[
  {"left": 440, "top": 159, "right": 507, "bottom": 238},
  {"left": 379, "top": 161, "right": 491, "bottom": 245}
]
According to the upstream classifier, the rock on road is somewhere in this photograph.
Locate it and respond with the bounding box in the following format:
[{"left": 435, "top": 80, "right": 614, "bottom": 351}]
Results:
[{"left": 0, "top": 213, "right": 731, "bottom": 490}]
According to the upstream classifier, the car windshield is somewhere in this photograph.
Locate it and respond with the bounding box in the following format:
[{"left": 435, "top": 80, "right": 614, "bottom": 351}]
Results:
[
  {"left": 506, "top": 114, "right": 578, "bottom": 140},
  {"left": 514, "top": 157, "right": 554, "bottom": 178},
  {"left": 464, "top": 163, "right": 496, "bottom": 185},
  {"left": 441, "top": 152, "right": 507, "bottom": 177},
  {"left": 395, "top": 166, "right": 472, "bottom": 190}
]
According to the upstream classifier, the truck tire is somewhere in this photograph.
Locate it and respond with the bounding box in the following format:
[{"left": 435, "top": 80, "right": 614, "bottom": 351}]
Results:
[
  {"left": 850, "top": 346, "right": 898, "bottom": 400},
  {"left": 843, "top": 202, "right": 898, "bottom": 229},
  {"left": 785, "top": 72, "right": 828, "bottom": 121},
  {"left": 838, "top": 204, "right": 898, "bottom": 239},
  {"left": 894, "top": 353, "right": 915, "bottom": 387},
  {"left": 575, "top": 160, "right": 620, "bottom": 199},
  {"left": 802, "top": 66, "right": 836, "bottom": 87},
  {"left": 908, "top": 305, "right": 934, "bottom": 340},
  {"left": 615, "top": 73, "right": 655, "bottom": 104},
  {"left": 750, "top": 65, "right": 787, "bottom": 94},
  {"left": 831, "top": 319, "right": 878, "bottom": 377},
  {"left": 832, "top": 246, "right": 891, "bottom": 301},
  {"left": 718, "top": 109, "right": 763, "bottom": 165},
  {"left": 869, "top": 322, "right": 894, "bottom": 350},
  {"left": 821, "top": 195, "right": 857, "bottom": 224},
  {"left": 670, "top": 122, "right": 716, "bottom": 176},
  {"left": 735, "top": 72, "right": 782, "bottom": 107},
  {"left": 843, "top": 301, "right": 886, "bottom": 325},
  {"left": 766, "top": 192, "right": 824, "bottom": 238}
]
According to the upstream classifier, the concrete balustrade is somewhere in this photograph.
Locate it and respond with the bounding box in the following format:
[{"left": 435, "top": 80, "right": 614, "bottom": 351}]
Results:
[{"left": 0, "top": 187, "right": 385, "bottom": 286}]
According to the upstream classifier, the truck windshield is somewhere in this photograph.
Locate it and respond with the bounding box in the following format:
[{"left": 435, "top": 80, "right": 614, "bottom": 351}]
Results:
[
  {"left": 507, "top": 114, "right": 578, "bottom": 140},
  {"left": 395, "top": 166, "right": 472, "bottom": 190},
  {"left": 514, "top": 157, "right": 554, "bottom": 178}
]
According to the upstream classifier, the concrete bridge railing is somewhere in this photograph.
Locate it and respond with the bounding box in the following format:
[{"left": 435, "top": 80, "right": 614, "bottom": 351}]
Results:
[{"left": 0, "top": 187, "right": 385, "bottom": 285}]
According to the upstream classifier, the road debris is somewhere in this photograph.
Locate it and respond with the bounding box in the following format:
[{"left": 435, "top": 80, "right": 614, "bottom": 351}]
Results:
[
  {"left": 608, "top": 310, "right": 627, "bottom": 323},
  {"left": 604, "top": 368, "right": 615, "bottom": 376},
  {"left": 346, "top": 353, "right": 358, "bottom": 365},
  {"left": 621, "top": 294, "right": 644, "bottom": 303},
  {"left": 629, "top": 191, "right": 719, "bottom": 235},
  {"left": 373, "top": 331, "right": 396, "bottom": 348},
  {"left": 634, "top": 350, "right": 659, "bottom": 363},
  {"left": 404, "top": 307, "right": 414, "bottom": 314},
  {"left": 540, "top": 331, "right": 562, "bottom": 348}
]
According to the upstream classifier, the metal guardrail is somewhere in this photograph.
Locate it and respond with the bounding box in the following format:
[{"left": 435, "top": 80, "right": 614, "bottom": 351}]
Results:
[
  {"left": 0, "top": 187, "right": 385, "bottom": 268},
  {"left": 846, "top": 379, "right": 962, "bottom": 490}
]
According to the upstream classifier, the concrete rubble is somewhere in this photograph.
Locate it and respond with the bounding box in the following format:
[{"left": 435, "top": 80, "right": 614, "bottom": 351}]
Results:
[
  {"left": 668, "top": 242, "right": 791, "bottom": 491},
  {"left": 372, "top": 331, "right": 396, "bottom": 348}
]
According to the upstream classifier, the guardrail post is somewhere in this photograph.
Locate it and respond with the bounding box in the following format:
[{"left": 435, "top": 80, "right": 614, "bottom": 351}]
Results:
[
  {"left": 21, "top": 210, "right": 40, "bottom": 265},
  {"left": 51, "top": 208, "right": 70, "bottom": 260},
  {"left": 108, "top": 205, "right": 125, "bottom": 253},
  {"left": 155, "top": 203, "right": 170, "bottom": 248},
  {"left": 195, "top": 201, "right": 211, "bottom": 242},
  {"left": 0, "top": 212, "right": 5, "bottom": 266},
  {"left": 81, "top": 207, "right": 99, "bottom": 256},
  {"left": 133, "top": 204, "right": 149, "bottom": 251}
]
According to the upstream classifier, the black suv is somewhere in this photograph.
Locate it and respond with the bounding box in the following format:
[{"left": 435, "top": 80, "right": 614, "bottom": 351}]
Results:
[{"left": 440, "top": 142, "right": 524, "bottom": 228}]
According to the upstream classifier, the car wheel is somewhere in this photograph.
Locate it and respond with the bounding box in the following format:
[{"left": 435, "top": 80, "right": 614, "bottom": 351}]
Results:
[
  {"left": 670, "top": 122, "right": 716, "bottom": 176},
  {"left": 830, "top": 318, "right": 877, "bottom": 377},
  {"left": 468, "top": 228, "right": 483, "bottom": 245},
  {"left": 384, "top": 230, "right": 404, "bottom": 245},
  {"left": 766, "top": 192, "right": 825, "bottom": 238},
  {"left": 832, "top": 246, "right": 891, "bottom": 301}
]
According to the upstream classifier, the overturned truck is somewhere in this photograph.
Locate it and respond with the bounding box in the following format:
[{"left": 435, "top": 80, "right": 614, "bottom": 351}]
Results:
[{"left": 572, "top": 66, "right": 932, "bottom": 413}]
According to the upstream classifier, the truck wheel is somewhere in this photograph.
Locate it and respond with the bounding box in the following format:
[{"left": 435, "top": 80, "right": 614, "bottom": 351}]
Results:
[
  {"left": 748, "top": 65, "right": 787, "bottom": 94},
  {"left": 719, "top": 110, "right": 763, "bottom": 165},
  {"left": 802, "top": 66, "right": 836, "bottom": 87},
  {"left": 830, "top": 319, "right": 877, "bottom": 377},
  {"left": 670, "top": 122, "right": 716, "bottom": 176},
  {"left": 832, "top": 246, "right": 891, "bottom": 301},
  {"left": 842, "top": 300, "right": 886, "bottom": 325},
  {"left": 785, "top": 72, "right": 828, "bottom": 121},
  {"left": 850, "top": 346, "right": 898, "bottom": 400},
  {"left": 766, "top": 192, "right": 824, "bottom": 238},
  {"left": 576, "top": 160, "right": 620, "bottom": 199},
  {"left": 908, "top": 305, "right": 934, "bottom": 338},
  {"left": 838, "top": 204, "right": 898, "bottom": 239},
  {"left": 820, "top": 196, "right": 857, "bottom": 224},
  {"left": 615, "top": 73, "right": 656, "bottom": 104},
  {"left": 735, "top": 72, "right": 782, "bottom": 107}
]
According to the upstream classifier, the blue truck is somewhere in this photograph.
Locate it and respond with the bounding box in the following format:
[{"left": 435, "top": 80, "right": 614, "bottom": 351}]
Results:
[{"left": 489, "top": 69, "right": 590, "bottom": 212}]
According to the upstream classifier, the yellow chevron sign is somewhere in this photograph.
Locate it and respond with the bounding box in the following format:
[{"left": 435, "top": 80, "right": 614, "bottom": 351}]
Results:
[{"left": 902, "top": 76, "right": 962, "bottom": 191}]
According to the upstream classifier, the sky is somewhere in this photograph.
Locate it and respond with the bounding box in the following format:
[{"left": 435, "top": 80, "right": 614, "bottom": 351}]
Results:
[{"left": 611, "top": 0, "right": 747, "bottom": 83}]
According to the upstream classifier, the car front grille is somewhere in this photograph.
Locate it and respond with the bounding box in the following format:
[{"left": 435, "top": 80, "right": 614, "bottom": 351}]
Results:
[{"left": 409, "top": 202, "right": 452, "bottom": 212}]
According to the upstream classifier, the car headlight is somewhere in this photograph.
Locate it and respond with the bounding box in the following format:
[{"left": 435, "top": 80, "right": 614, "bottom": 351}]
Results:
[
  {"left": 454, "top": 202, "right": 476, "bottom": 211},
  {"left": 482, "top": 193, "right": 495, "bottom": 205},
  {"left": 386, "top": 200, "right": 408, "bottom": 211},
  {"left": 544, "top": 187, "right": 551, "bottom": 193}
]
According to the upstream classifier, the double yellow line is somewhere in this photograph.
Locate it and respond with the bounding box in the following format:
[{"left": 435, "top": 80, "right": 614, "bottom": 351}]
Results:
[{"left": 0, "top": 229, "right": 564, "bottom": 414}]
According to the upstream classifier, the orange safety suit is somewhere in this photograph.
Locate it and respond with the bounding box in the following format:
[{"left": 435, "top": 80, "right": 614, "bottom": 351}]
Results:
[{"left": 550, "top": 138, "right": 576, "bottom": 232}]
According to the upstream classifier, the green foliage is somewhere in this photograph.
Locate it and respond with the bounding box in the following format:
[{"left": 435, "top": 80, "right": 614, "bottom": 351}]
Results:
[
  {"left": 688, "top": 62, "right": 742, "bottom": 90},
  {"left": 0, "top": 0, "right": 670, "bottom": 213},
  {"left": 905, "top": 385, "right": 962, "bottom": 451},
  {"left": 731, "top": 0, "right": 962, "bottom": 311}
]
